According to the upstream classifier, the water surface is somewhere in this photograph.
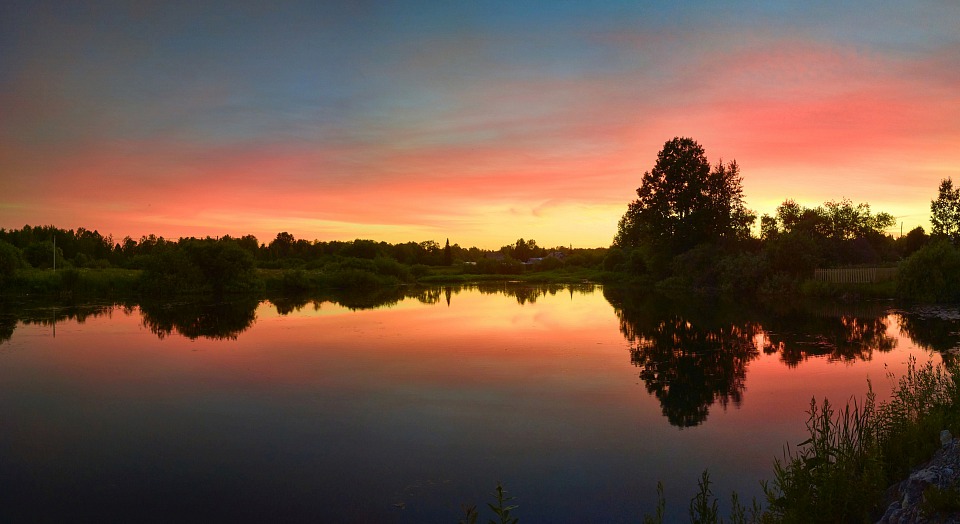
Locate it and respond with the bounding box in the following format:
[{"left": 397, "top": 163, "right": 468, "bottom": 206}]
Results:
[{"left": 0, "top": 285, "right": 955, "bottom": 522}]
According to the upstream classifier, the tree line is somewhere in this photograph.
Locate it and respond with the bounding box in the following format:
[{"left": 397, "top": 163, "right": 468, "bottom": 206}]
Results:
[
  {"left": 609, "top": 136, "right": 959, "bottom": 299},
  {"left": 0, "top": 224, "right": 608, "bottom": 296},
  {"left": 2, "top": 136, "right": 958, "bottom": 300}
]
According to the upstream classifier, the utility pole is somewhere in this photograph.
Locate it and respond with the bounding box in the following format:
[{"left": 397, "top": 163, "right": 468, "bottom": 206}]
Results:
[{"left": 53, "top": 235, "right": 56, "bottom": 272}]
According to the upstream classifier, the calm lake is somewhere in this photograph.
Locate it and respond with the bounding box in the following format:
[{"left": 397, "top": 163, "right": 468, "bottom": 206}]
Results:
[{"left": 1, "top": 284, "right": 956, "bottom": 523}]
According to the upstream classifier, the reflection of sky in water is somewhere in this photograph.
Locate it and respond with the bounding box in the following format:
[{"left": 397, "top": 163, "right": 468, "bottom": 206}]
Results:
[{"left": 0, "top": 288, "right": 952, "bottom": 522}]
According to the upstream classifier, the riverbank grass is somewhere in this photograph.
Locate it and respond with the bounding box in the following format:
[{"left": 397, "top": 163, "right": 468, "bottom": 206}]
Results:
[
  {"left": 4, "top": 267, "right": 141, "bottom": 297},
  {"left": 762, "top": 357, "right": 959, "bottom": 523},
  {"left": 640, "top": 357, "right": 959, "bottom": 523}
]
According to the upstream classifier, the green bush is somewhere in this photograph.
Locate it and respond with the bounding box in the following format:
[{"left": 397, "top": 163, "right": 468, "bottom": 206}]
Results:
[
  {"left": 897, "top": 240, "right": 960, "bottom": 302},
  {"left": 139, "top": 240, "right": 261, "bottom": 296},
  {"left": 0, "top": 239, "right": 25, "bottom": 282},
  {"left": 765, "top": 231, "right": 821, "bottom": 277},
  {"left": 22, "top": 241, "right": 66, "bottom": 269},
  {"left": 718, "top": 252, "right": 769, "bottom": 296}
]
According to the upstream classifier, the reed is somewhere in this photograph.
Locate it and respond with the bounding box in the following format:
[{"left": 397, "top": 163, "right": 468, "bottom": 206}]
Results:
[{"left": 763, "top": 356, "right": 959, "bottom": 522}]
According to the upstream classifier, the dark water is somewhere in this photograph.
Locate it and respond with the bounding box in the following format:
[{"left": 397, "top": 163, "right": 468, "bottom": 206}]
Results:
[{"left": 0, "top": 285, "right": 957, "bottom": 523}]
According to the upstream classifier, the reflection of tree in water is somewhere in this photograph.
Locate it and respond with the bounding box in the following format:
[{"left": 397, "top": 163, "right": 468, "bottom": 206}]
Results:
[
  {"left": 760, "top": 302, "right": 897, "bottom": 367},
  {"left": 630, "top": 318, "right": 762, "bottom": 427},
  {"left": 603, "top": 288, "right": 906, "bottom": 427},
  {"left": 139, "top": 298, "right": 259, "bottom": 340},
  {"left": 473, "top": 282, "right": 591, "bottom": 305},
  {"left": 270, "top": 295, "right": 316, "bottom": 315},
  {"left": 413, "top": 288, "right": 442, "bottom": 305},
  {"left": 604, "top": 288, "right": 761, "bottom": 427},
  {"left": 327, "top": 287, "right": 406, "bottom": 310},
  {"left": 897, "top": 307, "right": 960, "bottom": 366},
  {"left": 0, "top": 314, "right": 15, "bottom": 344},
  {"left": 0, "top": 303, "right": 122, "bottom": 344}
]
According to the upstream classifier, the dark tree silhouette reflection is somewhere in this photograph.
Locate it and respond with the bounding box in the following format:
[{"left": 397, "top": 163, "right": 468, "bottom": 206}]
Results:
[
  {"left": 897, "top": 306, "right": 960, "bottom": 366},
  {"left": 0, "top": 314, "right": 15, "bottom": 345},
  {"left": 604, "top": 289, "right": 906, "bottom": 427},
  {"left": 759, "top": 302, "right": 897, "bottom": 367},
  {"left": 604, "top": 288, "right": 761, "bottom": 427},
  {"left": 139, "top": 298, "right": 259, "bottom": 340},
  {"left": 0, "top": 302, "right": 126, "bottom": 345}
]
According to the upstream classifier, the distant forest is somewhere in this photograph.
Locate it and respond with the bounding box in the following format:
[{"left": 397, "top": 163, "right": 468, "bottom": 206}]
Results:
[{"left": 0, "top": 225, "right": 602, "bottom": 271}]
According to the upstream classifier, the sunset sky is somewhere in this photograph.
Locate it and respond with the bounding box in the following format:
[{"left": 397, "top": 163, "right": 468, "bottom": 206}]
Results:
[{"left": 2, "top": 1, "right": 958, "bottom": 249}]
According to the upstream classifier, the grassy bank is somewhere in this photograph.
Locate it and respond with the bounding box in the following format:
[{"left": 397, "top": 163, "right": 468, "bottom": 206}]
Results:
[
  {"left": 1, "top": 264, "right": 608, "bottom": 300},
  {"left": 798, "top": 278, "right": 898, "bottom": 300},
  {"left": 2, "top": 267, "right": 142, "bottom": 298}
]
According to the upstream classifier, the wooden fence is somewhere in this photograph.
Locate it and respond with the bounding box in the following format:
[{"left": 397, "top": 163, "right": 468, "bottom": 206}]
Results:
[{"left": 814, "top": 267, "right": 898, "bottom": 284}]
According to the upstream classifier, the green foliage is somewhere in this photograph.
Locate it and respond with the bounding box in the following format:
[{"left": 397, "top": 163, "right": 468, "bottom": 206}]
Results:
[
  {"left": 689, "top": 470, "right": 720, "bottom": 523},
  {"left": 487, "top": 482, "right": 519, "bottom": 524},
  {"left": 140, "top": 239, "right": 261, "bottom": 296},
  {"left": 0, "top": 239, "right": 25, "bottom": 282},
  {"left": 4, "top": 268, "right": 141, "bottom": 297},
  {"left": 896, "top": 240, "right": 960, "bottom": 302},
  {"left": 641, "top": 472, "right": 759, "bottom": 524},
  {"left": 922, "top": 482, "right": 960, "bottom": 517},
  {"left": 819, "top": 199, "right": 895, "bottom": 240},
  {"left": 764, "top": 232, "right": 820, "bottom": 277},
  {"left": 718, "top": 252, "right": 769, "bottom": 296},
  {"left": 475, "top": 257, "right": 523, "bottom": 275},
  {"left": 896, "top": 226, "right": 928, "bottom": 258},
  {"left": 643, "top": 482, "right": 666, "bottom": 524},
  {"left": 602, "top": 247, "right": 626, "bottom": 271},
  {"left": 183, "top": 239, "right": 260, "bottom": 294},
  {"left": 764, "top": 394, "right": 886, "bottom": 523},
  {"left": 877, "top": 357, "right": 960, "bottom": 478},
  {"left": 459, "top": 503, "right": 479, "bottom": 524},
  {"left": 670, "top": 244, "right": 721, "bottom": 292},
  {"left": 22, "top": 240, "right": 66, "bottom": 269},
  {"left": 763, "top": 358, "right": 959, "bottom": 523}
]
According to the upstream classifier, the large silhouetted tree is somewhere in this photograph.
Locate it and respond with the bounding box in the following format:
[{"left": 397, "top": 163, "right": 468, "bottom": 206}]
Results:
[{"left": 614, "top": 137, "right": 754, "bottom": 253}]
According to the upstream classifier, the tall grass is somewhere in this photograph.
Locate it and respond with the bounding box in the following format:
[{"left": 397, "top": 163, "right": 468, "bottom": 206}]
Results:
[
  {"left": 640, "top": 357, "right": 958, "bottom": 523},
  {"left": 4, "top": 268, "right": 141, "bottom": 297},
  {"left": 763, "top": 356, "right": 959, "bottom": 522}
]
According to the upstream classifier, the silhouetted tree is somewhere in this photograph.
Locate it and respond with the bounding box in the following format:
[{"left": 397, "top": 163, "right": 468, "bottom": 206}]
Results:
[
  {"left": 0, "top": 240, "right": 24, "bottom": 282},
  {"left": 269, "top": 232, "right": 296, "bottom": 259},
  {"left": 614, "top": 137, "right": 755, "bottom": 254},
  {"left": 23, "top": 240, "right": 65, "bottom": 269},
  {"left": 443, "top": 238, "right": 452, "bottom": 266},
  {"left": 896, "top": 226, "right": 928, "bottom": 258},
  {"left": 931, "top": 177, "right": 960, "bottom": 242}
]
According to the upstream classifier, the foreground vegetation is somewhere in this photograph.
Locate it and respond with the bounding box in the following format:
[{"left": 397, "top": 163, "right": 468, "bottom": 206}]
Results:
[{"left": 465, "top": 358, "right": 960, "bottom": 523}]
